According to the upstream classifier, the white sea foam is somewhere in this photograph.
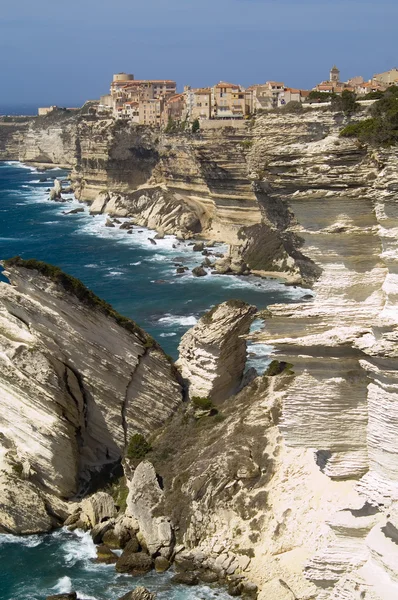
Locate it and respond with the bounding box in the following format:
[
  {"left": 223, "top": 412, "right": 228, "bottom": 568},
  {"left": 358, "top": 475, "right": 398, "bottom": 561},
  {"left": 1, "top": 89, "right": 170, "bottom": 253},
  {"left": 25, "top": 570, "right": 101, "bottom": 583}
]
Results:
[
  {"left": 158, "top": 314, "right": 198, "bottom": 327},
  {"left": 84, "top": 263, "right": 99, "bottom": 268},
  {"left": 0, "top": 533, "right": 42, "bottom": 547},
  {"left": 3, "top": 161, "right": 38, "bottom": 172},
  {"left": 62, "top": 529, "right": 97, "bottom": 565},
  {"left": 52, "top": 576, "right": 72, "bottom": 594},
  {"left": 159, "top": 332, "right": 177, "bottom": 337},
  {"left": 105, "top": 270, "right": 124, "bottom": 277},
  {"left": 130, "top": 261, "right": 142, "bottom": 266}
]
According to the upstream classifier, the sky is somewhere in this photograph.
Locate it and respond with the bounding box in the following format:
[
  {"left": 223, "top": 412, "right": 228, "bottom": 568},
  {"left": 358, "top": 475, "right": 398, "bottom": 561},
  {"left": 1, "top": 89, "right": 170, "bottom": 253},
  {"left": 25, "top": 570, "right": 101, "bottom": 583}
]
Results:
[{"left": 0, "top": 0, "right": 397, "bottom": 107}]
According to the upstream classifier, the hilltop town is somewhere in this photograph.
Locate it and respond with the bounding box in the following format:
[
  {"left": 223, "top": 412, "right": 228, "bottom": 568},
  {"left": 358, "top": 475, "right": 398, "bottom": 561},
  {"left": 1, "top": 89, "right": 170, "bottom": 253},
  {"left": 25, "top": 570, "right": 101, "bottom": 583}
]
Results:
[{"left": 35, "top": 65, "right": 398, "bottom": 128}]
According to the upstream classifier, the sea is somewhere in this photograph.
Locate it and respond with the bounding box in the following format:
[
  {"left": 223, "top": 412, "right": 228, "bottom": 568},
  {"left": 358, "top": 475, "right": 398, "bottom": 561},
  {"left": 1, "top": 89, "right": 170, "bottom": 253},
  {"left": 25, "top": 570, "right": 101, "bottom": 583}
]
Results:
[{"left": 0, "top": 160, "right": 310, "bottom": 600}]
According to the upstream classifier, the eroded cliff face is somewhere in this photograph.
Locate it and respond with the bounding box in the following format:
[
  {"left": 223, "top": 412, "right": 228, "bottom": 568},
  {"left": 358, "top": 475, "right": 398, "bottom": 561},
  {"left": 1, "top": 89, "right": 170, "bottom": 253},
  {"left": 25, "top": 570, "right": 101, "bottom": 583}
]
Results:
[
  {"left": 0, "top": 261, "right": 182, "bottom": 533},
  {"left": 4, "top": 107, "right": 396, "bottom": 285}
]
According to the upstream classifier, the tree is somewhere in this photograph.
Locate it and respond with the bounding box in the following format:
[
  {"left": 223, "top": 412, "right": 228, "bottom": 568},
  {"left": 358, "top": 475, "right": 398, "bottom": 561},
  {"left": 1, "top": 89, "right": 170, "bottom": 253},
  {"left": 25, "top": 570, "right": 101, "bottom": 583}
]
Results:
[
  {"left": 191, "top": 119, "right": 200, "bottom": 133},
  {"left": 331, "top": 90, "right": 359, "bottom": 115}
]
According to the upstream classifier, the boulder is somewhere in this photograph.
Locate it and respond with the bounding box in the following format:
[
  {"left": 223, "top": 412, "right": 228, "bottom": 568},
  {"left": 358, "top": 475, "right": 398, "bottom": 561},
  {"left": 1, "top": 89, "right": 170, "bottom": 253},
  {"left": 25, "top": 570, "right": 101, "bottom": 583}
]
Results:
[
  {"left": 126, "top": 461, "right": 173, "bottom": 558},
  {"left": 117, "top": 587, "right": 156, "bottom": 600},
  {"left": 90, "top": 191, "right": 109, "bottom": 215},
  {"left": 154, "top": 556, "right": 170, "bottom": 573},
  {"left": 192, "top": 266, "right": 207, "bottom": 277},
  {"left": 90, "top": 518, "right": 115, "bottom": 544},
  {"left": 192, "top": 242, "right": 204, "bottom": 252},
  {"left": 105, "top": 219, "right": 115, "bottom": 228},
  {"left": 171, "top": 572, "right": 199, "bottom": 586},
  {"left": 80, "top": 492, "right": 116, "bottom": 528},
  {"left": 120, "top": 221, "right": 135, "bottom": 230},
  {"left": 64, "top": 208, "right": 84, "bottom": 215},
  {"left": 96, "top": 544, "right": 117, "bottom": 564},
  {"left": 148, "top": 238, "right": 157, "bottom": 246},
  {"left": 116, "top": 551, "right": 153, "bottom": 576}
]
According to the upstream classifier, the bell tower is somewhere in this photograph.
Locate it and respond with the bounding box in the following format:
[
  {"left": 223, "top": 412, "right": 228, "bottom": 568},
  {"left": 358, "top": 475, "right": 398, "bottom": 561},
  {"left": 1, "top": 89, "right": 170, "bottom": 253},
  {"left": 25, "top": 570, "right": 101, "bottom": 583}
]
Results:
[{"left": 330, "top": 65, "right": 340, "bottom": 83}]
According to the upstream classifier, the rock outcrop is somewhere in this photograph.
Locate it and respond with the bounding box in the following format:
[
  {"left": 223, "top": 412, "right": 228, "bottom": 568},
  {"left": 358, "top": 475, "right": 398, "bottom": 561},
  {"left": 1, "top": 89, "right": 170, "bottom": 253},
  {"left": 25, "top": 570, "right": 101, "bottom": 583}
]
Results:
[
  {"left": 0, "top": 258, "right": 182, "bottom": 533},
  {"left": 177, "top": 300, "right": 256, "bottom": 403},
  {"left": 125, "top": 460, "right": 173, "bottom": 558}
]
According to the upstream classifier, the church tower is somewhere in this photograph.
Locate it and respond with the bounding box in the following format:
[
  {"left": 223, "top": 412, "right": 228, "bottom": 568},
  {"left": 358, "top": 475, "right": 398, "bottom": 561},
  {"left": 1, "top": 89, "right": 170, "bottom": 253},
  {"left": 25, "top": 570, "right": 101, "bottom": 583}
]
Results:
[{"left": 330, "top": 65, "right": 340, "bottom": 83}]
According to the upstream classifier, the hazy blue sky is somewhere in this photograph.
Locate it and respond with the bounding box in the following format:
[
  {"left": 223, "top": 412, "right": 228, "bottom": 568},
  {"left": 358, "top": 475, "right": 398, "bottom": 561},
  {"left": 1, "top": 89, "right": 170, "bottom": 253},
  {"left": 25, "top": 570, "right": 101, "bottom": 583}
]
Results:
[{"left": 1, "top": 0, "right": 397, "bottom": 106}]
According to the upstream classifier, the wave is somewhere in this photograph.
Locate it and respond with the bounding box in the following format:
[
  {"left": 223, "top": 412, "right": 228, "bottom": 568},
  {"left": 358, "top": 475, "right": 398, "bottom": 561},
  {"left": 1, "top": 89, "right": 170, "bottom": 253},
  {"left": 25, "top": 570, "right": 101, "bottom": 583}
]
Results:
[
  {"left": 158, "top": 314, "right": 198, "bottom": 327},
  {"left": 0, "top": 533, "right": 42, "bottom": 547},
  {"left": 4, "top": 161, "right": 38, "bottom": 172},
  {"left": 159, "top": 332, "right": 177, "bottom": 337},
  {"left": 62, "top": 529, "right": 97, "bottom": 566},
  {"left": 130, "top": 261, "right": 142, "bottom": 266},
  {"left": 52, "top": 576, "right": 72, "bottom": 594},
  {"left": 105, "top": 270, "right": 124, "bottom": 277}
]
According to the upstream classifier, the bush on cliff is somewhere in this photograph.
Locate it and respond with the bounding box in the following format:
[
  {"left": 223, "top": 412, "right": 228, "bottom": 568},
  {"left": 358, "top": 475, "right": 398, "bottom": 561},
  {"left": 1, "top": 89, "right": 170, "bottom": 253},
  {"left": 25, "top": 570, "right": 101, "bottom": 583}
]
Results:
[
  {"left": 3, "top": 257, "right": 157, "bottom": 348},
  {"left": 265, "top": 360, "right": 294, "bottom": 376},
  {"left": 340, "top": 86, "right": 398, "bottom": 145},
  {"left": 191, "top": 396, "right": 213, "bottom": 410},
  {"left": 126, "top": 433, "right": 152, "bottom": 460},
  {"left": 331, "top": 90, "right": 359, "bottom": 115},
  {"left": 191, "top": 119, "right": 200, "bottom": 134}
]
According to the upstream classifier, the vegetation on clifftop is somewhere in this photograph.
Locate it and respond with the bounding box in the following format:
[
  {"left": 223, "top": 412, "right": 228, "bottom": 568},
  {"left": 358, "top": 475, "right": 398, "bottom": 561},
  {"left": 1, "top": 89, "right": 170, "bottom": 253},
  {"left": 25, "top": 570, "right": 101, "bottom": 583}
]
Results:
[
  {"left": 3, "top": 257, "right": 158, "bottom": 348},
  {"left": 340, "top": 86, "right": 398, "bottom": 145}
]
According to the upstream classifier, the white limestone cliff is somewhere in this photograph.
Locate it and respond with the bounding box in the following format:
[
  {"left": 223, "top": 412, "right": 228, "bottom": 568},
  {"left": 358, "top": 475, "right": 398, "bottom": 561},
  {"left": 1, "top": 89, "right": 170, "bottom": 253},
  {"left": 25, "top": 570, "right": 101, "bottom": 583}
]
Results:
[
  {"left": 176, "top": 300, "right": 256, "bottom": 403},
  {"left": 0, "top": 260, "right": 182, "bottom": 533}
]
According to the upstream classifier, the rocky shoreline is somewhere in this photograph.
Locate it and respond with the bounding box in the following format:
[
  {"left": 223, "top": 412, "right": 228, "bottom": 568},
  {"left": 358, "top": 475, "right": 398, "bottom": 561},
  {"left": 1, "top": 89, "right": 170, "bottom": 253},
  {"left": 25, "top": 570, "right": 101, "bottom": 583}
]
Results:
[{"left": 2, "top": 108, "right": 398, "bottom": 599}]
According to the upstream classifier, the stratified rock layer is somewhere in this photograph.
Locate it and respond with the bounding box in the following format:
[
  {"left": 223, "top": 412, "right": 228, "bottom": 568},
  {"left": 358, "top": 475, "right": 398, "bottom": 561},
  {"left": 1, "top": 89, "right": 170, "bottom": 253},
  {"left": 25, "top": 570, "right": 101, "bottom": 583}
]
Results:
[
  {"left": 0, "top": 260, "right": 182, "bottom": 533},
  {"left": 177, "top": 300, "right": 256, "bottom": 403}
]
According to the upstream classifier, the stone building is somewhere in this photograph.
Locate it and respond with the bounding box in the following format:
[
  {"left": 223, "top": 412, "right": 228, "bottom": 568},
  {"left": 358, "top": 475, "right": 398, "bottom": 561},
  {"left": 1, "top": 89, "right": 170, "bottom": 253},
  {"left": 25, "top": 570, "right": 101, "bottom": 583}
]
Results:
[
  {"left": 211, "top": 82, "right": 247, "bottom": 119},
  {"left": 372, "top": 68, "right": 398, "bottom": 86}
]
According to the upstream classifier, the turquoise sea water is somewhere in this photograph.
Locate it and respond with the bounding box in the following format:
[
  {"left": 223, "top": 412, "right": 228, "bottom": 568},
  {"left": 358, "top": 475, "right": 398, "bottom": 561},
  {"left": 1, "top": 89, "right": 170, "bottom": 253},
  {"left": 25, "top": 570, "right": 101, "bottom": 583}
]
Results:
[{"left": 0, "top": 161, "right": 310, "bottom": 600}]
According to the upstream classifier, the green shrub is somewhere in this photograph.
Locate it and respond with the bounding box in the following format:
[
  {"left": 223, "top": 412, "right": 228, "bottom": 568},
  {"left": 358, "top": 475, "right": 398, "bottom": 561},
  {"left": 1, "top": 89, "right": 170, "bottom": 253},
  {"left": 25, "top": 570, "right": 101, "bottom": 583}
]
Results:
[
  {"left": 279, "top": 101, "right": 304, "bottom": 113},
  {"left": 340, "top": 87, "right": 398, "bottom": 146},
  {"left": 191, "top": 119, "right": 200, "bottom": 133},
  {"left": 126, "top": 433, "right": 152, "bottom": 459},
  {"left": 307, "top": 91, "right": 336, "bottom": 103},
  {"left": 265, "top": 360, "right": 294, "bottom": 376},
  {"left": 331, "top": 90, "right": 359, "bottom": 115},
  {"left": 192, "top": 396, "right": 213, "bottom": 410},
  {"left": 240, "top": 139, "right": 253, "bottom": 149}
]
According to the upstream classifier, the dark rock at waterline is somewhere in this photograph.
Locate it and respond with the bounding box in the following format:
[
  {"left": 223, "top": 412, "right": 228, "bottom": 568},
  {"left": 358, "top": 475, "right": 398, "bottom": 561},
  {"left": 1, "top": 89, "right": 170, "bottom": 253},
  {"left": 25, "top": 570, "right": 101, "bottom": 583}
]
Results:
[
  {"left": 154, "top": 556, "right": 170, "bottom": 573},
  {"left": 46, "top": 594, "right": 78, "bottom": 600},
  {"left": 96, "top": 544, "right": 118, "bottom": 564},
  {"left": 91, "top": 519, "right": 114, "bottom": 544},
  {"left": 171, "top": 572, "right": 199, "bottom": 586},
  {"left": 176, "top": 267, "right": 188, "bottom": 274},
  {"left": 105, "top": 219, "right": 115, "bottom": 228},
  {"left": 192, "top": 266, "right": 207, "bottom": 277},
  {"left": 192, "top": 242, "right": 204, "bottom": 252},
  {"left": 303, "top": 294, "right": 314, "bottom": 300},
  {"left": 119, "top": 222, "right": 135, "bottom": 230},
  {"left": 149, "top": 238, "right": 157, "bottom": 246},
  {"left": 113, "top": 219, "right": 121, "bottom": 224},
  {"left": 116, "top": 550, "right": 153, "bottom": 576},
  {"left": 64, "top": 207, "right": 84, "bottom": 215},
  {"left": 39, "top": 177, "right": 47, "bottom": 182},
  {"left": 117, "top": 587, "right": 156, "bottom": 600},
  {"left": 127, "top": 229, "right": 133, "bottom": 234},
  {"left": 198, "top": 569, "right": 219, "bottom": 584}
]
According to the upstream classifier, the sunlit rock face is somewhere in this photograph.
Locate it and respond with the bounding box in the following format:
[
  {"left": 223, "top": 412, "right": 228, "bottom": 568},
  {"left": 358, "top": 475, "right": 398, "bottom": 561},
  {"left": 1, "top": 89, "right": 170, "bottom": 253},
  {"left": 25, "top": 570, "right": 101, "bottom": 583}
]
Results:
[
  {"left": 0, "top": 262, "right": 182, "bottom": 533},
  {"left": 176, "top": 300, "right": 256, "bottom": 403},
  {"left": 249, "top": 117, "right": 398, "bottom": 598}
]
